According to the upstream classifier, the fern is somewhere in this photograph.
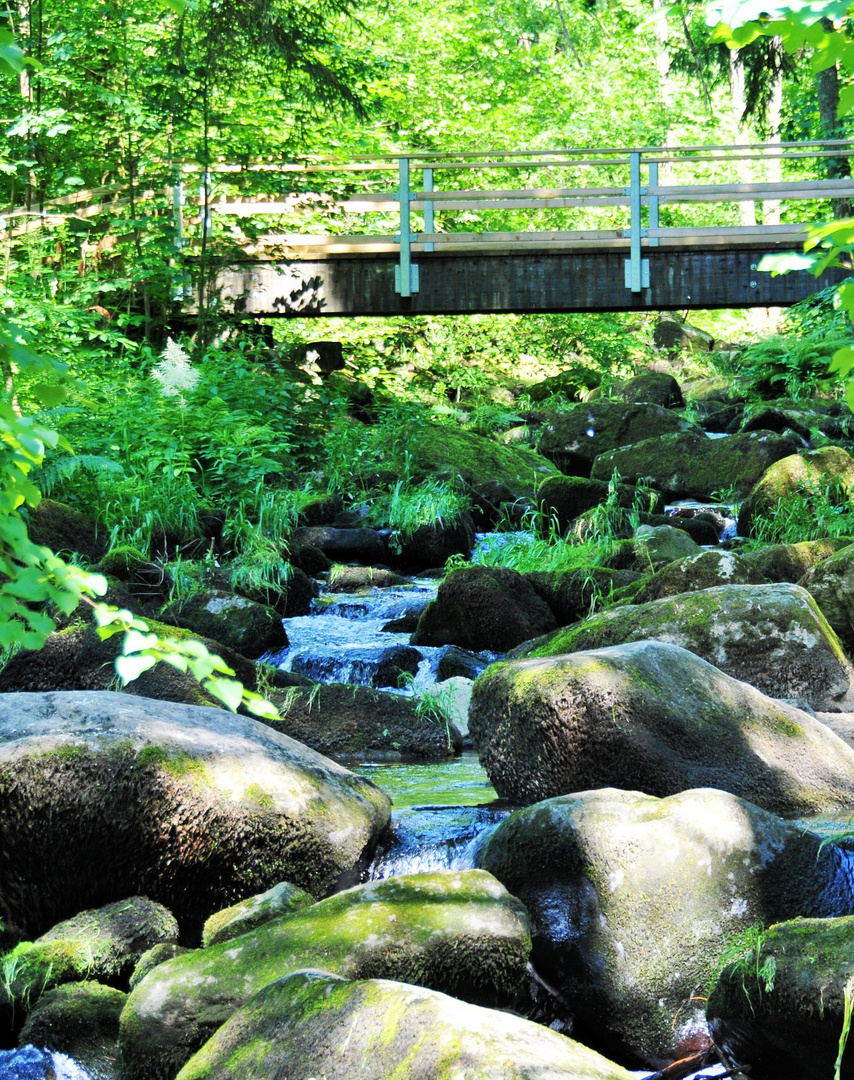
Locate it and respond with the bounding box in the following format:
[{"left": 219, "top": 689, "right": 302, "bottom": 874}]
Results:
[{"left": 36, "top": 454, "right": 124, "bottom": 496}]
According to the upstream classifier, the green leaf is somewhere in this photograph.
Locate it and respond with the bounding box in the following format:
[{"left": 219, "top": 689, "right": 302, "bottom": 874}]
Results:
[
  {"left": 123, "top": 629, "right": 160, "bottom": 654},
  {"left": 30, "top": 383, "right": 67, "bottom": 407},
  {"left": 204, "top": 677, "right": 244, "bottom": 712},
  {"left": 830, "top": 346, "right": 854, "bottom": 379},
  {"left": 116, "top": 653, "right": 158, "bottom": 684},
  {"left": 757, "top": 251, "right": 822, "bottom": 275}
]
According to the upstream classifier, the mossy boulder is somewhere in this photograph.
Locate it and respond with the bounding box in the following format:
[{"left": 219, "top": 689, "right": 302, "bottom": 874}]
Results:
[
  {"left": 0, "top": 896, "right": 175, "bottom": 1035},
  {"left": 289, "top": 525, "right": 387, "bottom": 563},
  {"left": 653, "top": 317, "right": 714, "bottom": 353},
  {"left": 740, "top": 537, "right": 854, "bottom": 583},
  {"left": 404, "top": 423, "right": 560, "bottom": 497},
  {"left": 799, "top": 544, "right": 854, "bottom": 653},
  {"left": 470, "top": 639, "right": 854, "bottom": 811},
  {"left": 327, "top": 566, "right": 409, "bottom": 591},
  {"left": 390, "top": 512, "right": 476, "bottom": 573},
  {"left": 0, "top": 620, "right": 299, "bottom": 709},
  {"left": 537, "top": 403, "right": 698, "bottom": 477},
  {"left": 159, "top": 589, "right": 287, "bottom": 659},
  {"left": 25, "top": 499, "right": 106, "bottom": 563},
  {"left": 514, "top": 583, "right": 854, "bottom": 713},
  {"left": 708, "top": 915, "right": 854, "bottom": 1080},
  {"left": 231, "top": 564, "right": 319, "bottom": 618},
  {"left": 631, "top": 549, "right": 767, "bottom": 603},
  {"left": 266, "top": 682, "right": 462, "bottom": 759},
  {"left": 0, "top": 691, "right": 391, "bottom": 937},
  {"left": 614, "top": 371, "right": 684, "bottom": 408},
  {"left": 412, "top": 565, "right": 558, "bottom": 652},
  {"left": 526, "top": 567, "right": 645, "bottom": 624},
  {"left": 175, "top": 969, "right": 636, "bottom": 1080},
  {"left": 526, "top": 366, "right": 602, "bottom": 404},
  {"left": 634, "top": 523, "right": 702, "bottom": 565},
  {"left": 118, "top": 869, "right": 532, "bottom": 1080},
  {"left": 17, "top": 982, "right": 126, "bottom": 1080},
  {"left": 202, "top": 882, "right": 315, "bottom": 948},
  {"left": 737, "top": 446, "right": 854, "bottom": 537},
  {"left": 477, "top": 787, "right": 852, "bottom": 1068},
  {"left": 129, "top": 943, "right": 191, "bottom": 990},
  {"left": 591, "top": 430, "right": 802, "bottom": 500},
  {"left": 535, "top": 475, "right": 655, "bottom": 532}
]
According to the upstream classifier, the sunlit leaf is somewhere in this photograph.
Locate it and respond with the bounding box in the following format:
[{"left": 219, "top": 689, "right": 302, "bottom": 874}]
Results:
[{"left": 116, "top": 653, "right": 158, "bottom": 684}]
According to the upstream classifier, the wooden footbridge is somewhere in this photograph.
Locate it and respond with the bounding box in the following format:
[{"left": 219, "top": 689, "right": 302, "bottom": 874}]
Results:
[{"left": 9, "top": 140, "right": 854, "bottom": 317}]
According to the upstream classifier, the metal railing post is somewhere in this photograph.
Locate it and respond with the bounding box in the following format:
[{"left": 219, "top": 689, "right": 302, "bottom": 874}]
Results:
[
  {"left": 394, "top": 156, "right": 419, "bottom": 296},
  {"left": 423, "top": 168, "right": 434, "bottom": 253},
  {"left": 624, "top": 151, "right": 649, "bottom": 292},
  {"left": 648, "top": 161, "right": 659, "bottom": 249}
]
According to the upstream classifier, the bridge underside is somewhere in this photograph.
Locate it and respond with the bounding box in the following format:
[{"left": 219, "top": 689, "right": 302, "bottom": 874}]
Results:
[{"left": 212, "top": 247, "right": 850, "bottom": 318}]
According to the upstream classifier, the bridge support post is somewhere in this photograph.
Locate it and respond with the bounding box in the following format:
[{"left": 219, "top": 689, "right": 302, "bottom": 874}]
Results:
[
  {"left": 625, "top": 151, "right": 650, "bottom": 293},
  {"left": 394, "top": 157, "right": 420, "bottom": 296},
  {"left": 423, "top": 168, "right": 434, "bottom": 253}
]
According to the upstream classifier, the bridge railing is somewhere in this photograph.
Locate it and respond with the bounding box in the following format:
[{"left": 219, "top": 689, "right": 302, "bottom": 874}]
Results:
[{"left": 4, "top": 140, "right": 854, "bottom": 298}]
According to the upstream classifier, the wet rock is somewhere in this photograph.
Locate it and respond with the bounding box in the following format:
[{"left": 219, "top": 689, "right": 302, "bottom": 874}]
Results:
[
  {"left": 18, "top": 982, "right": 126, "bottom": 1080},
  {"left": 202, "top": 882, "right": 315, "bottom": 947},
  {"left": 478, "top": 787, "right": 853, "bottom": 1068},
  {"left": 390, "top": 512, "right": 476, "bottom": 573},
  {"left": 591, "top": 430, "right": 802, "bottom": 500},
  {"left": 470, "top": 639, "right": 854, "bottom": 811},
  {"left": 708, "top": 915, "right": 854, "bottom": 1080},
  {"left": 0, "top": 691, "right": 391, "bottom": 936},
  {"left": 159, "top": 589, "right": 287, "bottom": 659},
  {"left": 526, "top": 567, "right": 644, "bottom": 624},
  {"left": 371, "top": 645, "right": 423, "bottom": 688},
  {"left": 175, "top": 969, "right": 636, "bottom": 1080},
  {"left": 412, "top": 565, "right": 557, "bottom": 652},
  {"left": 537, "top": 403, "right": 697, "bottom": 477},
  {"left": 266, "top": 682, "right": 462, "bottom": 759},
  {"left": 514, "top": 583, "right": 854, "bottom": 713},
  {"left": 118, "top": 870, "right": 532, "bottom": 1080},
  {"left": 436, "top": 644, "right": 489, "bottom": 681},
  {"left": 737, "top": 445, "right": 854, "bottom": 537},
  {"left": 288, "top": 542, "right": 332, "bottom": 576},
  {"left": 0, "top": 1044, "right": 89, "bottom": 1079}
]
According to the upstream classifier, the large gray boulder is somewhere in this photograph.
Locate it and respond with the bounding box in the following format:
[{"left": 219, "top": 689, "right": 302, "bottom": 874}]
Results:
[
  {"left": 631, "top": 549, "right": 766, "bottom": 603},
  {"left": 175, "top": 970, "right": 636, "bottom": 1080},
  {"left": 470, "top": 640, "right": 854, "bottom": 812},
  {"left": 477, "top": 786, "right": 854, "bottom": 1068},
  {"left": 0, "top": 692, "right": 391, "bottom": 936},
  {"left": 514, "top": 583, "right": 854, "bottom": 713},
  {"left": 591, "top": 430, "right": 801, "bottom": 500},
  {"left": 118, "top": 870, "right": 531, "bottom": 1080},
  {"left": 708, "top": 915, "right": 854, "bottom": 1080}
]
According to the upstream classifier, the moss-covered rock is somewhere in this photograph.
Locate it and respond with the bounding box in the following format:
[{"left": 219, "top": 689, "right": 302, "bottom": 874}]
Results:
[
  {"left": 537, "top": 403, "right": 698, "bottom": 477},
  {"left": 129, "top": 943, "right": 192, "bottom": 990},
  {"left": 202, "top": 882, "right": 315, "bottom": 948},
  {"left": 470, "top": 639, "right": 854, "bottom": 811},
  {"left": 591, "top": 430, "right": 802, "bottom": 500},
  {"left": 513, "top": 583, "right": 854, "bottom": 712},
  {"left": 412, "top": 565, "right": 557, "bottom": 652},
  {"left": 526, "top": 365, "right": 602, "bottom": 404},
  {"left": 24, "top": 499, "right": 106, "bottom": 563},
  {"left": 118, "top": 869, "right": 532, "bottom": 1080},
  {"left": 526, "top": 567, "right": 645, "bottom": 624},
  {"left": 328, "top": 566, "right": 409, "bottom": 591},
  {"left": 406, "top": 424, "right": 560, "bottom": 497},
  {"left": 266, "top": 682, "right": 462, "bottom": 759},
  {"left": 0, "top": 691, "right": 391, "bottom": 937},
  {"left": 391, "top": 513, "right": 476, "bottom": 573},
  {"left": 535, "top": 475, "right": 654, "bottom": 532},
  {"left": 633, "top": 523, "right": 702, "bottom": 565},
  {"left": 737, "top": 445, "right": 854, "bottom": 537},
  {"left": 477, "top": 787, "right": 851, "bottom": 1067},
  {"left": 159, "top": 589, "right": 287, "bottom": 659},
  {"left": 175, "top": 969, "right": 635, "bottom": 1080},
  {"left": 631, "top": 549, "right": 767, "bottom": 603},
  {"left": 799, "top": 545, "right": 854, "bottom": 653},
  {"left": 707, "top": 915, "right": 854, "bottom": 1080},
  {"left": 0, "top": 896, "right": 175, "bottom": 1035},
  {"left": 740, "top": 537, "right": 854, "bottom": 583},
  {"left": 614, "top": 371, "right": 684, "bottom": 408},
  {"left": 18, "top": 982, "right": 126, "bottom": 1080}
]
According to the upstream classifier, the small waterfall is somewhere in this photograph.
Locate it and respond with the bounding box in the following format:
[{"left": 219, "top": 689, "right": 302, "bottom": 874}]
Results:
[{"left": 0, "top": 1045, "right": 94, "bottom": 1079}]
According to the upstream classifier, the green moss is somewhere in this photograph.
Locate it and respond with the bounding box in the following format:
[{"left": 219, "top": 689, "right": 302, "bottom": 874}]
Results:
[
  {"left": 244, "top": 784, "right": 274, "bottom": 809},
  {"left": 136, "top": 746, "right": 205, "bottom": 779},
  {"left": 41, "top": 744, "right": 89, "bottom": 761}
]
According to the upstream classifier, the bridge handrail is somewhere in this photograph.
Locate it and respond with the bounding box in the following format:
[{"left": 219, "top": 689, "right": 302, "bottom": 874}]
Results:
[{"left": 4, "top": 139, "right": 854, "bottom": 297}]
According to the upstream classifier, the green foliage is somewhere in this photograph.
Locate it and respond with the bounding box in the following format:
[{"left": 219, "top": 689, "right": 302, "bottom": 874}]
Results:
[
  {"left": 710, "top": 922, "right": 777, "bottom": 1014},
  {"left": 749, "top": 482, "right": 854, "bottom": 544},
  {"left": 736, "top": 325, "right": 853, "bottom": 399},
  {"left": 365, "top": 476, "right": 470, "bottom": 554}
]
